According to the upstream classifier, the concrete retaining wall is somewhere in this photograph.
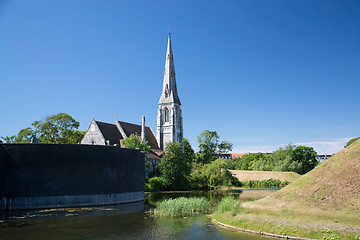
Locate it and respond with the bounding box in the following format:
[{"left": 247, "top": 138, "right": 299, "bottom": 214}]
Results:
[{"left": 0, "top": 143, "right": 145, "bottom": 210}]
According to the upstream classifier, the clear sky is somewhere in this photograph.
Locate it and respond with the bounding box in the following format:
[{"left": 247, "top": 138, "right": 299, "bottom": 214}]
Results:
[{"left": 1, "top": 0, "right": 359, "bottom": 154}]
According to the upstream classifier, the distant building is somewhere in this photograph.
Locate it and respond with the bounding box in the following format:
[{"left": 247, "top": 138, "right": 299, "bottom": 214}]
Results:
[
  {"left": 231, "top": 153, "right": 247, "bottom": 159},
  {"left": 316, "top": 154, "right": 332, "bottom": 162},
  {"left": 217, "top": 154, "right": 232, "bottom": 159}
]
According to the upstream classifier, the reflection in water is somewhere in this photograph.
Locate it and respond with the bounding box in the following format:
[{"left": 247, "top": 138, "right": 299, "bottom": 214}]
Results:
[{"left": 0, "top": 190, "right": 275, "bottom": 240}]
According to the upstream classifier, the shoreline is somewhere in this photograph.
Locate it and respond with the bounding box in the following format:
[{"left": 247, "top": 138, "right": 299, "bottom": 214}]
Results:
[{"left": 212, "top": 217, "right": 319, "bottom": 240}]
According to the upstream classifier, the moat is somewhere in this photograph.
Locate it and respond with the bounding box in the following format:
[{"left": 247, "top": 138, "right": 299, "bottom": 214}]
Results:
[{"left": 0, "top": 190, "right": 276, "bottom": 240}]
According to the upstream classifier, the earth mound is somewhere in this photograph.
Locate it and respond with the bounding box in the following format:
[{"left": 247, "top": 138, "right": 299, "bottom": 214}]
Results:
[{"left": 247, "top": 139, "right": 360, "bottom": 209}]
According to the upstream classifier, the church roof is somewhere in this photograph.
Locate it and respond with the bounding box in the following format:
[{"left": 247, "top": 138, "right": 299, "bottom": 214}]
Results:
[
  {"left": 117, "top": 121, "right": 159, "bottom": 150},
  {"left": 95, "top": 121, "right": 123, "bottom": 145}
]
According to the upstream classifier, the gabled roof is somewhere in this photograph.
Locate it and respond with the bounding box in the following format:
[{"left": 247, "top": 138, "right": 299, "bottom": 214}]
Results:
[
  {"left": 95, "top": 121, "right": 123, "bottom": 145},
  {"left": 117, "top": 121, "right": 159, "bottom": 150}
]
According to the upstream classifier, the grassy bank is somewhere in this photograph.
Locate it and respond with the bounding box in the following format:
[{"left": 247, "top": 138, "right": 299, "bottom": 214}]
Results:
[
  {"left": 213, "top": 140, "right": 360, "bottom": 240},
  {"left": 213, "top": 202, "right": 360, "bottom": 239}
]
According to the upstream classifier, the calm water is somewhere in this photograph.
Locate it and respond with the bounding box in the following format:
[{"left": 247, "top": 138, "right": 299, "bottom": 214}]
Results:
[{"left": 0, "top": 190, "right": 276, "bottom": 240}]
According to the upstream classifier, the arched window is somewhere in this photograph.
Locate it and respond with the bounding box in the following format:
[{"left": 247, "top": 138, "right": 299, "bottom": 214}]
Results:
[{"left": 164, "top": 108, "right": 169, "bottom": 123}]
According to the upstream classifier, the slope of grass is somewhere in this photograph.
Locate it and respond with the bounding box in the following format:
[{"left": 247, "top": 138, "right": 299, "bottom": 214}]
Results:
[
  {"left": 214, "top": 139, "right": 360, "bottom": 239},
  {"left": 230, "top": 170, "right": 301, "bottom": 182}
]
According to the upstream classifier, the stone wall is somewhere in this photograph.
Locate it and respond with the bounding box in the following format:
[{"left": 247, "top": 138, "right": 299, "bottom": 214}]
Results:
[{"left": 0, "top": 143, "right": 144, "bottom": 210}]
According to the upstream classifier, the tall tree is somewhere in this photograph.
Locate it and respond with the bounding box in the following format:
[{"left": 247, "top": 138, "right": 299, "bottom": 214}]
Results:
[
  {"left": 218, "top": 140, "right": 233, "bottom": 154},
  {"left": 184, "top": 138, "right": 195, "bottom": 163},
  {"left": 1, "top": 113, "right": 85, "bottom": 144},
  {"left": 158, "top": 141, "right": 191, "bottom": 190},
  {"left": 31, "top": 113, "right": 84, "bottom": 144},
  {"left": 196, "top": 130, "right": 233, "bottom": 164},
  {"left": 15, "top": 127, "right": 34, "bottom": 143}
]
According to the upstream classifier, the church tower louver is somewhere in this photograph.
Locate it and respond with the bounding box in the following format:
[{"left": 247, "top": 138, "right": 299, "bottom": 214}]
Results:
[{"left": 157, "top": 32, "right": 183, "bottom": 150}]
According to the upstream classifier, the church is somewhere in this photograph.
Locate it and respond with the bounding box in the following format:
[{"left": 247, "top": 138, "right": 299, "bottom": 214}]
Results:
[{"left": 81, "top": 32, "right": 183, "bottom": 156}]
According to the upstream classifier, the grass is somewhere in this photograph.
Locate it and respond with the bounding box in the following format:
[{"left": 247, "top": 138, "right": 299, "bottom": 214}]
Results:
[
  {"left": 213, "top": 200, "right": 360, "bottom": 239},
  {"left": 153, "top": 197, "right": 210, "bottom": 217}
]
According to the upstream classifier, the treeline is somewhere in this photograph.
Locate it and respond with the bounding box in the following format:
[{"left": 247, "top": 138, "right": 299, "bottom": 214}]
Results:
[
  {"left": 144, "top": 130, "right": 319, "bottom": 191},
  {"left": 1, "top": 113, "right": 85, "bottom": 144},
  {"left": 231, "top": 144, "right": 318, "bottom": 175}
]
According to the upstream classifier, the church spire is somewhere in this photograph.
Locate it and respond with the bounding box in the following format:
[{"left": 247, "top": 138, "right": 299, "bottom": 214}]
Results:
[{"left": 159, "top": 32, "right": 181, "bottom": 105}]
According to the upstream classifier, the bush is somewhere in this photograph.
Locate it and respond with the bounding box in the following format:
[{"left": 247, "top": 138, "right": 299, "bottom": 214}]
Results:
[
  {"left": 217, "top": 196, "right": 241, "bottom": 216},
  {"left": 190, "top": 159, "right": 241, "bottom": 189},
  {"left": 154, "top": 197, "right": 210, "bottom": 217},
  {"left": 239, "top": 179, "right": 288, "bottom": 188},
  {"left": 148, "top": 177, "right": 167, "bottom": 191}
]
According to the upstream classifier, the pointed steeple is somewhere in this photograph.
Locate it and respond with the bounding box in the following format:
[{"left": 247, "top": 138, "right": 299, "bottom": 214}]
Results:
[{"left": 159, "top": 32, "right": 181, "bottom": 105}]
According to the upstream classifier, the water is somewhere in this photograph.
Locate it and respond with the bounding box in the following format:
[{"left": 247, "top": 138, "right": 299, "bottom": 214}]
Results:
[{"left": 0, "top": 190, "right": 276, "bottom": 240}]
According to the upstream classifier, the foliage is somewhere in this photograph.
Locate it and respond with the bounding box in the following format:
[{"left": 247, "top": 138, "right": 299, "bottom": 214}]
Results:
[
  {"left": 197, "top": 130, "right": 219, "bottom": 164},
  {"left": 15, "top": 127, "right": 34, "bottom": 143},
  {"left": 158, "top": 141, "right": 191, "bottom": 190},
  {"left": 248, "top": 144, "right": 317, "bottom": 174},
  {"left": 147, "top": 177, "right": 168, "bottom": 191},
  {"left": 1, "top": 113, "right": 85, "bottom": 144},
  {"left": 217, "top": 196, "right": 241, "bottom": 216},
  {"left": 190, "top": 159, "right": 241, "bottom": 189},
  {"left": 239, "top": 179, "right": 288, "bottom": 188},
  {"left": 32, "top": 113, "right": 84, "bottom": 143},
  {"left": 218, "top": 140, "right": 233, "bottom": 154},
  {"left": 196, "top": 130, "right": 233, "bottom": 164},
  {"left": 121, "top": 134, "right": 151, "bottom": 152},
  {"left": 234, "top": 153, "right": 269, "bottom": 170},
  {"left": 154, "top": 197, "right": 210, "bottom": 217},
  {"left": 344, "top": 137, "right": 360, "bottom": 148},
  {"left": 292, "top": 146, "right": 317, "bottom": 174},
  {"left": 184, "top": 138, "right": 196, "bottom": 163},
  {"left": 0, "top": 135, "right": 16, "bottom": 143}
]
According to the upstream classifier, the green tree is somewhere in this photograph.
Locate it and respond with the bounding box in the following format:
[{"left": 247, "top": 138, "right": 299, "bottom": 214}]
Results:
[
  {"left": 32, "top": 113, "right": 85, "bottom": 143},
  {"left": 158, "top": 141, "right": 191, "bottom": 190},
  {"left": 190, "top": 159, "right": 240, "bottom": 189},
  {"left": 345, "top": 137, "right": 360, "bottom": 148},
  {"left": 1, "top": 113, "right": 85, "bottom": 144},
  {"left": 196, "top": 130, "right": 233, "bottom": 164},
  {"left": 1, "top": 135, "right": 16, "bottom": 143},
  {"left": 218, "top": 140, "right": 233, "bottom": 154},
  {"left": 121, "top": 134, "right": 151, "bottom": 152},
  {"left": 15, "top": 127, "right": 35, "bottom": 143},
  {"left": 292, "top": 146, "right": 317, "bottom": 174},
  {"left": 197, "top": 130, "right": 219, "bottom": 164},
  {"left": 235, "top": 153, "right": 267, "bottom": 170},
  {"left": 184, "top": 138, "right": 195, "bottom": 163}
]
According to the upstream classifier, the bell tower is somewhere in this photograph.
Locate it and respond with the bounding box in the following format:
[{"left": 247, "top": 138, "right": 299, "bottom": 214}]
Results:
[{"left": 157, "top": 32, "right": 183, "bottom": 150}]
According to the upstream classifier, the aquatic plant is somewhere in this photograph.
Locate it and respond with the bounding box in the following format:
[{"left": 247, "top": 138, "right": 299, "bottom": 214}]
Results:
[
  {"left": 217, "top": 196, "right": 241, "bottom": 216},
  {"left": 154, "top": 197, "right": 210, "bottom": 217}
]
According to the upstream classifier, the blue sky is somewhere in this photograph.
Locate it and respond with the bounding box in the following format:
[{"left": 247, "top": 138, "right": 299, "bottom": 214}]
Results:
[{"left": 1, "top": 0, "right": 359, "bottom": 154}]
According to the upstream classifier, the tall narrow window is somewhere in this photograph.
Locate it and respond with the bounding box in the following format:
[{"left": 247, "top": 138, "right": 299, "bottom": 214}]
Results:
[
  {"left": 164, "top": 108, "right": 169, "bottom": 122},
  {"left": 165, "top": 84, "right": 169, "bottom": 98}
]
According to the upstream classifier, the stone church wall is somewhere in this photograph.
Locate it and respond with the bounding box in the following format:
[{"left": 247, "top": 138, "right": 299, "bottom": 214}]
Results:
[{"left": 0, "top": 143, "right": 144, "bottom": 210}]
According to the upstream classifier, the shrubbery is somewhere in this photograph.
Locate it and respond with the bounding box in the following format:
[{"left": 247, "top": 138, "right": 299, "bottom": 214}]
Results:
[
  {"left": 239, "top": 179, "right": 288, "bottom": 188},
  {"left": 146, "top": 177, "right": 168, "bottom": 191},
  {"left": 190, "top": 159, "right": 241, "bottom": 189}
]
